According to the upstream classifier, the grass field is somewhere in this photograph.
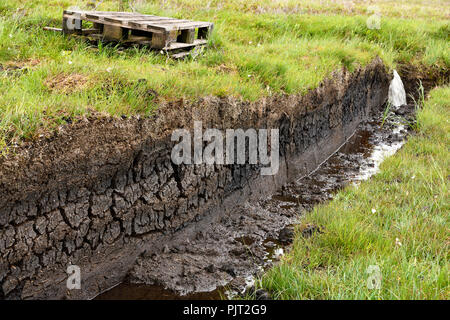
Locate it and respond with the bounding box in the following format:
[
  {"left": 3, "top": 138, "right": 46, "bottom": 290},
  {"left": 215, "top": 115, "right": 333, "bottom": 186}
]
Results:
[
  {"left": 0, "top": 0, "right": 449, "bottom": 151},
  {"left": 251, "top": 86, "right": 449, "bottom": 299}
]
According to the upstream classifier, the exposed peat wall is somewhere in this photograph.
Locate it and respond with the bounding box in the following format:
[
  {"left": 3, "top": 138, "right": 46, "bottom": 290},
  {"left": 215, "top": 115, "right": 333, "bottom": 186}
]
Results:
[{"left": 0, "top": 58, "right": 390, "bottom": 299}]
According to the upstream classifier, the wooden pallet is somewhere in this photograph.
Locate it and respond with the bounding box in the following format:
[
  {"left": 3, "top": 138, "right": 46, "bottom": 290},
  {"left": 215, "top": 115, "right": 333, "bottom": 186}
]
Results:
[{"left": 60, "top": 10, "right": 213, "bottom": 52}]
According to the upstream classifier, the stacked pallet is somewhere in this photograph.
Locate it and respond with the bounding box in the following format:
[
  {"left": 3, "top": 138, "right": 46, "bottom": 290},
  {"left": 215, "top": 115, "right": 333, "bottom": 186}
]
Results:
[{"left": 56, "top": 10, "right": 213, "bottom": 57}]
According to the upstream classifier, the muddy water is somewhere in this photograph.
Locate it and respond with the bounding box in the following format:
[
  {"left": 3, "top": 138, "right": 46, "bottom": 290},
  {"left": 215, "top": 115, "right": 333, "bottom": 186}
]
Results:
[
  {"left": 96, "top": 105, "right": 413, "bottom": 300},
  {"left": 267, "top": 119, "right": 408, "bottom": 214}
]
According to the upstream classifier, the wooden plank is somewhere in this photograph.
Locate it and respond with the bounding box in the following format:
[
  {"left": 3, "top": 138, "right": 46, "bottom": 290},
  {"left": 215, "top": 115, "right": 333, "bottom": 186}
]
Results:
[
  {"left": 64, "top": 11, "right": 149, "bottom": 19},
  {"left": 128, "top": 22, "right": 166, "bottom": 33},
  {"left": 151, "top": 32, "right": 167, "bottom": 48},
  {"left": 151, "top": 30, "right": 179, "bottom": 49},
  {"left": 81, "top": 13, "right": 149, "bottom": 20},
  {"left": 154, "top": 21, "right": 212, "bottom": 31},
  {"left": 146, "top": 19, "right": 192, "bottom": 25},
  {"left": 163, "top": 39, "right": 207, "bottom": 50},
  {"left": 81, "top": 12, "right": 148, "bottom": 19},
  {"left": 103, "top": 16, "right": 177, "bottom": 22},
  {"left": 65, "top": 11, "right": 139, "bottom": 16},
  {"left": 107, "top": 18, "right": 187, "bottom": 26},
  {"left": 171, "top": 51, "right": 191, "bottom": 59},
  {"left": 103, "top": 25, "right": 127, "bottom": 41},
  {"left": 124, "top": 35, "right": 152, "bottom": 43},
  {"left": 43, "top": 27, "right": 63, "bottom": 32}
]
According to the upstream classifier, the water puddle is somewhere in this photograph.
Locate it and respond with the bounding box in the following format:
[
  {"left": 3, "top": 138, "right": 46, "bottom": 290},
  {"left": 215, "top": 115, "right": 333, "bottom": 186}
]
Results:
[
  {"left": 262, "top": 237, "right": 285, "bottom": 265},
  {"left": 263, "top": 117, "right": 408, "bottom": 220}
]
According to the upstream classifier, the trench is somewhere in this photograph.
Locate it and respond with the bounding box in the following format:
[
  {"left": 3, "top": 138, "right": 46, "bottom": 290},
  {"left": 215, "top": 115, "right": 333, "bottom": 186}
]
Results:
[
  {"left": 95, "top": 102, "right": 414, "bottom": 300},
  {"left": 97, "top": 69, "right": 445, "bottom": 300},
  {"left": 0, "top": 59, "right": 446, "bottom": 300}
]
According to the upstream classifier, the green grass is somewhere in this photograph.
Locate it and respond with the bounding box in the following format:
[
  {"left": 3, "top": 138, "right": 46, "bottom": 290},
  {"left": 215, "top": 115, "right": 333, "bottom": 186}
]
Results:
[
  {"left": 0, "top": 0, "right": 449, "bottom": 150},
  {"left": 252, "top": 86, "right": 449, "bottom": 299}
]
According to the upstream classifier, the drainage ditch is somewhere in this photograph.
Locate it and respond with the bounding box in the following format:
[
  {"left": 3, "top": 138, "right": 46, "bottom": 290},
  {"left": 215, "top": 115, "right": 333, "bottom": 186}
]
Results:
[
  {"left": 0, "top": 58, "right": 446, "bottom": 299},
  {"left": 96, "top": 103, "right": 416, "bottom": 300}
]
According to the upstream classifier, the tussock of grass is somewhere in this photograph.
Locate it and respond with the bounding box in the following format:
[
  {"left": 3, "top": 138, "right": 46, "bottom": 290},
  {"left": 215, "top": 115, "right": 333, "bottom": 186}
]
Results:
[
  {"left": 0, "top": 0, "right": 448, "bottom": 148},
  {"left": 255, "top": 86, "right": 450, "bottom": 299}
]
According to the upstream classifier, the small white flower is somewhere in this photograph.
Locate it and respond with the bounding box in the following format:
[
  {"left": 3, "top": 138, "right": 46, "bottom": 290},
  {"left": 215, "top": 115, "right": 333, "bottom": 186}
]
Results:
[
  {"left": 9, "top": 34, "right": 12, "bottom": 38},
  {"left": 248, "top": 74, "right": 252, "bottom": 77},
  {"left": 106, "top": 67, "right": 112, "bottom": 73},
  {"left": 411, "top": 175, "right": 415, "bottom": 180},
  {"left": 68, "top": 60, "right": 73, "bottom": 65},
  {"left": 395, "top": 237, "right": 402, "bottom": 247},
  {"left": 371, "top": 208, "right": 376, "bottom": 214},
  {"left": 249, "top": 41, "right": 252, "bottom": 44}
]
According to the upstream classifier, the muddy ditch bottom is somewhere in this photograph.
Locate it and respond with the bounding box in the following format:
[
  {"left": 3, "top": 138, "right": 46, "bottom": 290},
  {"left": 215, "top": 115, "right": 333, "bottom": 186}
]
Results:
[{"left": 96, "top": 104, "right": 415, "bottom": 300}]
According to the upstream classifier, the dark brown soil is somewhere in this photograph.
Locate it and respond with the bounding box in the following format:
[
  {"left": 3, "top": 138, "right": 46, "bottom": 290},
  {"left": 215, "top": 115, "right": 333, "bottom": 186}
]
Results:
[{"left": 398, "top": 63, "right": 449, "bottom": 104}]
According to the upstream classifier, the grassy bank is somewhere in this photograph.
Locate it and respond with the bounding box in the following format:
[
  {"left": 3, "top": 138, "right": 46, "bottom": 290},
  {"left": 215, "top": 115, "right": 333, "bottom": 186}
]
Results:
[
  {"left": 253, "top": 86, "right": 449, "bottom": 299},
  {"left": 0, "top": 0, "right": 449, "bottom": 151}
]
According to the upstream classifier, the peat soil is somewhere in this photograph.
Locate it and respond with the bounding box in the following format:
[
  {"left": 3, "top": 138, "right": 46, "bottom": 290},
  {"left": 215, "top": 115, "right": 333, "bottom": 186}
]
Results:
[{"left": 97, "top": 102, "right": 417, "bottom": 300}]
